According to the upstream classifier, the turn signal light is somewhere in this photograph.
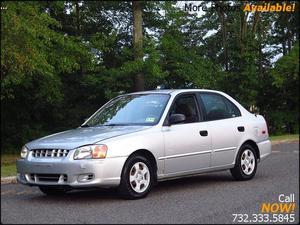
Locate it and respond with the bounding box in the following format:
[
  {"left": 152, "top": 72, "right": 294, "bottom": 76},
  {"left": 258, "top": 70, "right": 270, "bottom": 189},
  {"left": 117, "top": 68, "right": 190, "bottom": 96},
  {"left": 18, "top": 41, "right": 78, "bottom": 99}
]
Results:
[{"left": 92, "top": 145, "right": 108, "bottom": 159}]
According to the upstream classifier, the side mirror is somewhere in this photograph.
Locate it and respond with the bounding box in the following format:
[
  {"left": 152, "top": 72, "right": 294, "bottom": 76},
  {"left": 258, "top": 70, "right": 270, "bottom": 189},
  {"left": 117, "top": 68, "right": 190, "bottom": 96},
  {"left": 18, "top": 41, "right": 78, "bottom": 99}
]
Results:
[{"left": 169, "top": 114, "right": 186, "bottom": 125}]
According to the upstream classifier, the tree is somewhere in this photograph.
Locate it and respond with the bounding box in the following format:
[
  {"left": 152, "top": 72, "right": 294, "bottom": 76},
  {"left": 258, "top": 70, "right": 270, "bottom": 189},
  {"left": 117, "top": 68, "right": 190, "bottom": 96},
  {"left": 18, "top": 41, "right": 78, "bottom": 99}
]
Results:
[
  {"left": 270, "top": 44, "right": 299, "bottom": 133},
  {"left": 1, "top": 1, "right": 90, "bottom": 152},
  {"left": 1, "top": 1, "right": 299, "bottom": 153},
  {"left": 132, "top": 1, "right": 144, "bottom": 91}
]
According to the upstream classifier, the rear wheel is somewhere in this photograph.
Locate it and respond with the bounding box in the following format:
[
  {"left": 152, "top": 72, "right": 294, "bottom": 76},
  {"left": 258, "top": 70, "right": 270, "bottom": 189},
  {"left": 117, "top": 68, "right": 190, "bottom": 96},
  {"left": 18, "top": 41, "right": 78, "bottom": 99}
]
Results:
[
  {"left": 39, "top": 186, "right": 69, "bottom": 195},
  {"left": 118, "top": 155, "right": 154, "bottom": 199},
  {"left": 230, "top": 144, "right": 258, "bottom": 181}
]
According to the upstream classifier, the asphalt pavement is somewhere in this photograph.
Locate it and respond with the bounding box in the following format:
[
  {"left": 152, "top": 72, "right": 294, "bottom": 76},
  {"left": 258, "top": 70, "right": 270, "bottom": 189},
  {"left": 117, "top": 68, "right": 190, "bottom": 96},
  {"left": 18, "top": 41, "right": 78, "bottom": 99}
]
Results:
[{"left": 1, "top": 142, "right": 299, "bottom": 224}]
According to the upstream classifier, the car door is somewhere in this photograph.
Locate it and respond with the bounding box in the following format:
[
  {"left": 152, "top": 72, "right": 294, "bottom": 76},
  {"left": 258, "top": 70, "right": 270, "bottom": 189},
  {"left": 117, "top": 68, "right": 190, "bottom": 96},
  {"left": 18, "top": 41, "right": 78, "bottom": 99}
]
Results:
[
  {"left": 197, "top": 92, "right": 244, "bottom": 167},
  {"left": 162, "top": 93, "right": 212, "bottom": 174}
]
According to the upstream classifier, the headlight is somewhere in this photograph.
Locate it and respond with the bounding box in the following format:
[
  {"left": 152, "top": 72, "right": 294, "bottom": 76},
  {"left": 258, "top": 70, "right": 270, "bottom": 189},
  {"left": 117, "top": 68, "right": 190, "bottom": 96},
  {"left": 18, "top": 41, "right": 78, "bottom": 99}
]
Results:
[
  {"left": 20, "top": 146, "right": 28, "bottom": 159},
  {"left": 73, "top": 144, "right": 108, "bottom": 160}
]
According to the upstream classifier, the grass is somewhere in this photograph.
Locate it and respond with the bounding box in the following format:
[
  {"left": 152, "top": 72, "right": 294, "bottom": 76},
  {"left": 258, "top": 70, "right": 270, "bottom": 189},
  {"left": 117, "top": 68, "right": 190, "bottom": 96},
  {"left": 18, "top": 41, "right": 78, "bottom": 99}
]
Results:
[
  {"left": 0, "top": 134, "right": 299, "bottom": 177},
  {"left": 1, "top": 164, "right": 17, "bottom": 177},
  {"left": 270, "top": 134, "right": 299, "bottom": 142},
  {"left": 1, "top": 154, "right": 18, "bottom": 177}
]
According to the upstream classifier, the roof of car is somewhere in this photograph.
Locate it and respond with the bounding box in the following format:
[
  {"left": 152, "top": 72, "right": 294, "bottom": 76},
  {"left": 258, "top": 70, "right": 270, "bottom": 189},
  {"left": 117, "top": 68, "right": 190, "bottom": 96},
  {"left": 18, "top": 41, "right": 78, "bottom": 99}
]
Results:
[{"left": 129, "top": 89, "right": 223, "bottom": 95}]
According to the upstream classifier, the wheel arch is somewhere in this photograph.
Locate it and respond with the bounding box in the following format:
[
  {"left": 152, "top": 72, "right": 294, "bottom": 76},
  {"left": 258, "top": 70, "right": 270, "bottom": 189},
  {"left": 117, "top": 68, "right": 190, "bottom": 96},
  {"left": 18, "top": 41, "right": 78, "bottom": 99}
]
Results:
[
  {"left": 240, "top": 140, "right": 260, "bottom": 160},
  {"left": 126, "top": 149, "right": 158, "bottom": 182}
]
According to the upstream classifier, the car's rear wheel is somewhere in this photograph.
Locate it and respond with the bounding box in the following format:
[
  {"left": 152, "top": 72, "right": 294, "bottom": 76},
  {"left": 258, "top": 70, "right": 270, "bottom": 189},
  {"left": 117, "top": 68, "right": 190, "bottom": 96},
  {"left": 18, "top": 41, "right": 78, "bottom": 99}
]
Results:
[
  {"left": 39, "top": 186, "right": 69, "bottom": 195},
  {"left": 118, "top": 155, "right": 154, "bottom": 199},
  {"left": 230, "top": 144, "right": 258, "bottom": 180}
]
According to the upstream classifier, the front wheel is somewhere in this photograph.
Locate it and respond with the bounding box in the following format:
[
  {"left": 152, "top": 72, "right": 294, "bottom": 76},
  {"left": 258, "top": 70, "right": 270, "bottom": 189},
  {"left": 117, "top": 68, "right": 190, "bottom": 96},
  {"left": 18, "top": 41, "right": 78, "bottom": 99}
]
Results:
[
  {"left": 118, "top": 155, "right": 154, "bottom": 199},
  {"left": 230, "top": 144, "right": 258, "bottom": 181}
]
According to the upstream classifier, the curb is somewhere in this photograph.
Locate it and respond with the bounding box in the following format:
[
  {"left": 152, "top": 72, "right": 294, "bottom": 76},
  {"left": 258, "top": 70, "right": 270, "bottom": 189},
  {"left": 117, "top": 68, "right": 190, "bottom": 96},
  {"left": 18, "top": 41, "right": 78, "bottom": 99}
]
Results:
[
  {"left": 1, "top": 176, "right": 17, "bottom": 184},
  {"left": 1, "top": 140, "right": 299, "bottom": 185}
]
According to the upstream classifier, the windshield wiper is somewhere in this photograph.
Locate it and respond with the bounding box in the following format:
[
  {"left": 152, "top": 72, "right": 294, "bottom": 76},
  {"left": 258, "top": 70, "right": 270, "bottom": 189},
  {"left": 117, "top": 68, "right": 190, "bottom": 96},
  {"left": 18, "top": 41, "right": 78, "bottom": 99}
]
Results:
[
  {"left": 80, "top": 124, "right": 90, "bottom": 127},
  {"left": 103, "top": 123, "right": 127, "bottom": 126}
]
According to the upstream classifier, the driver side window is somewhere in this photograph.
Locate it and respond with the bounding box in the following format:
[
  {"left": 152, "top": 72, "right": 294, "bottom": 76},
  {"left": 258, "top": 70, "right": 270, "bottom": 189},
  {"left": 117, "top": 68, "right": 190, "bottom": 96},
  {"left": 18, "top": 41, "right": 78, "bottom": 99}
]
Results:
[{"left": 170, "top": 95, "right": 199, "bottom": 124}]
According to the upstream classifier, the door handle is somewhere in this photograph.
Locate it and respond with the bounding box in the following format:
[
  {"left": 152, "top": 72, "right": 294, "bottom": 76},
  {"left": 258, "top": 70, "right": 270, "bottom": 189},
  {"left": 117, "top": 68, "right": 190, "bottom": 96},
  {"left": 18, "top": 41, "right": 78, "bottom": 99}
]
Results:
[
  {"left": 199, "top": 130, "right": 208, "bottom": 136},
  {"left": 237, "top": 126, "right": 245, "bottom": 132}
]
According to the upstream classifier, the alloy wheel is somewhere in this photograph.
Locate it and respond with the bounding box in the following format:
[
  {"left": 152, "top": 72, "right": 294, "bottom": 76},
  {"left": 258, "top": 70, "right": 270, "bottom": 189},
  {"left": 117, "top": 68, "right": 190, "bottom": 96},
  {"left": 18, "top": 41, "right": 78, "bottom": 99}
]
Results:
[
  {"left": 241, "top": 149, "right": 255, "bottom": 175},
  {"left": 129, "top": 162, "right": 150, "bottom": 193}
]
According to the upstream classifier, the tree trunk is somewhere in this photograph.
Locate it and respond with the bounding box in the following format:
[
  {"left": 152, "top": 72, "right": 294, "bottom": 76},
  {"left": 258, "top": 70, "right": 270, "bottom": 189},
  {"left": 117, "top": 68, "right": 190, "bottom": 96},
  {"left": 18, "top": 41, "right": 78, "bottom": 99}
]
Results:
[
  {"left": 282, "top": 26, "right": 287, "bottom": 56},
  {"left": 216, "top": 2, "right": 228, "bottom": 71},
  {"left": 240, "top": 11, "right": 249, "bottom": 55},
  {"left": 132, "top": 1, "right": 144, "bottom": 91},
  {"left": 287, "top": 29, "right": 292, "bottom": 53},
  {"left": 76, "top": 2, "right": 83, "bottom": 76},
  {"left": 281, "top": 14, "right": 287, "bottom": 56},
  {"left": 252, "top": 11, "right": 260, "bottom": 34},
  {"left": 76, "top": 2, "right": 80, "bottom": 36}
]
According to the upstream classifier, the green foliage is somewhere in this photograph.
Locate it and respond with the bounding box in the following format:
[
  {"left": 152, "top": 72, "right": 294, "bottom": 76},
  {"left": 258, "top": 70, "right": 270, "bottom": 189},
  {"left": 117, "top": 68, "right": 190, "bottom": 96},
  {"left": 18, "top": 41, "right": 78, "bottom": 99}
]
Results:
[
  {"left": 1, "top": 1, "right": 91, "bottom": 152},
  {"left": 267, "top": 110, "right": 299, "bottom": 135},
  {"left": 265, "top": 44, "right": 299, "bottom": 134},
  {"left": 272, "top": 44, "right": 299, "bottom": 88},
  {"left": 1, "top": 2, "right": 88, "bottom": 100},
  {"left": 1, "top": 1, "right": 299, "bottom": 153}
]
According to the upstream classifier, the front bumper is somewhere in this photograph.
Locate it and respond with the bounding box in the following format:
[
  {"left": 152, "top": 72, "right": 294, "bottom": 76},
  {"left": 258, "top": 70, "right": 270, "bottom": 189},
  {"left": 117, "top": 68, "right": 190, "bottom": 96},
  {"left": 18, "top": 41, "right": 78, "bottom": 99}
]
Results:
[{"left": 16, "top": 156, "right": 127, "bottom": 188}]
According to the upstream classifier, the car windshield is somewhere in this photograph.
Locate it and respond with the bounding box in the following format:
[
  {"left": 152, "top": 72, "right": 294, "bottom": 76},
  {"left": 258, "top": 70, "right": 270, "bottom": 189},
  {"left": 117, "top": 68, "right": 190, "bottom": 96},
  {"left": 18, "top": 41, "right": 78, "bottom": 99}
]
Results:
[{"left": 85, "top": 94, "right": 170, "bottom": 126}]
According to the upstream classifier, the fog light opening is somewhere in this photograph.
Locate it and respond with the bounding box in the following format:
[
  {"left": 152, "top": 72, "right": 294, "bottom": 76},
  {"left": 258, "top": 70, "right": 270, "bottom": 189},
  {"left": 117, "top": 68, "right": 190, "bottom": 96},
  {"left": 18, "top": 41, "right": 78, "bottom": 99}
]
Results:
[{"left": 78, "top": 174, "right": 94, "bottom": 183}]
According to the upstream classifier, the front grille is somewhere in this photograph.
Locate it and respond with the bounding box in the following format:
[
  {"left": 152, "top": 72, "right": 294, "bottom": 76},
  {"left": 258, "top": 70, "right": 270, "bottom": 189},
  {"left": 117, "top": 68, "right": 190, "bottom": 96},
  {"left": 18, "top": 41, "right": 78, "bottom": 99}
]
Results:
[
  {"left": 31, "top": 149, "right": 70, "bottom": 158},
  {"left": 29, "top": 174, "right": 68, "bottom": 183}
]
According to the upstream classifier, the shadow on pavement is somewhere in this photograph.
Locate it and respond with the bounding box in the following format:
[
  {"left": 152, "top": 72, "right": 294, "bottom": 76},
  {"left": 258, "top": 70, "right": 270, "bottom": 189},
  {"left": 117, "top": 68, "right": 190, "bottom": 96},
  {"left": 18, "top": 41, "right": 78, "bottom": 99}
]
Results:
[{"left": 27, "top": 172, "right": 236, "bottom": 203}]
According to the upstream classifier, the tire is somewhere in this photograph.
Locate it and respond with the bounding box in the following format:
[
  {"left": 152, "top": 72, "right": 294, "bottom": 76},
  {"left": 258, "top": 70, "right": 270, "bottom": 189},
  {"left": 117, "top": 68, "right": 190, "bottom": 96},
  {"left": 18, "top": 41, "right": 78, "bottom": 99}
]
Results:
[
  {"left": 118, "top": 155, "right": 154, "bottom": 199},
  {"left": 39, "top": 186, "right": 69, "bottom": 195},
  {"left": 230, "top": 144, "right": 258, "bottom": 181}
]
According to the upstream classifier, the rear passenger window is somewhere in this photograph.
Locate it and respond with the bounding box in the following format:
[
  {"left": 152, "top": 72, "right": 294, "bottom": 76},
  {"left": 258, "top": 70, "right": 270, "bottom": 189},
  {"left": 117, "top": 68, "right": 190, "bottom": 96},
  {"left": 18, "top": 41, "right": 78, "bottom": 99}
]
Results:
[{"left": 198, "top": 93, "right": 241, "bottom": 121}]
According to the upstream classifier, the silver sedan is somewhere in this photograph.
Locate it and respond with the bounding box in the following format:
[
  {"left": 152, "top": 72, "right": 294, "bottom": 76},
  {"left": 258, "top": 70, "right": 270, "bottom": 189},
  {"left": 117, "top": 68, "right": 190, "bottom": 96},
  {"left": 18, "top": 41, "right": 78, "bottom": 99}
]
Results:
[{"left": 17, "top": 89, "right": 271, "bottom": 199}]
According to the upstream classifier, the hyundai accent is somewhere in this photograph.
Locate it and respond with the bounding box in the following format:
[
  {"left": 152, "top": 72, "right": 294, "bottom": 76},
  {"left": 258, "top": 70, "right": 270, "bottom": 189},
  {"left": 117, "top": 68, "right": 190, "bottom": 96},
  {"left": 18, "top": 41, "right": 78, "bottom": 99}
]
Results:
[{"left": 17, "top": 89, "right": 271, "bottom": 199}]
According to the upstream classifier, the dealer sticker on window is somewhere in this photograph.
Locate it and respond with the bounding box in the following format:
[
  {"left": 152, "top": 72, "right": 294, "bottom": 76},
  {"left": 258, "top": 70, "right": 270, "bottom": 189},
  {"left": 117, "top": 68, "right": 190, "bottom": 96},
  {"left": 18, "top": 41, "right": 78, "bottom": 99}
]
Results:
[{"left": 145, "top": 117, "right": 156, "bottom": 122}]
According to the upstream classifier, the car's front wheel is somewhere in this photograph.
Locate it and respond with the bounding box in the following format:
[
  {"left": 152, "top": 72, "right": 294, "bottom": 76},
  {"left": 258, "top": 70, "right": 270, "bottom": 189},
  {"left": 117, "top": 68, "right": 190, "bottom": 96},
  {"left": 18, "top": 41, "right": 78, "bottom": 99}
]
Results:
[
  {"left": 230, "top": 144, "right": 258, "bottom": 180},
  {"left": 39, "top": 186, "right": 69, "bottom": 195},
  {"left": 118, "top": 155, "right": 154, "bottom": 199}
]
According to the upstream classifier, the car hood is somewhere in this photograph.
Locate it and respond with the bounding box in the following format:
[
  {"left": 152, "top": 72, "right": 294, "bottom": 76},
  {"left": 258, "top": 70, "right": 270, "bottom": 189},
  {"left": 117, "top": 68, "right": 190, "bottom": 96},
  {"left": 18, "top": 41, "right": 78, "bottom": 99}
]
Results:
[{"left": 26, "top": 126, "right": 150, "bottom": 150}]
